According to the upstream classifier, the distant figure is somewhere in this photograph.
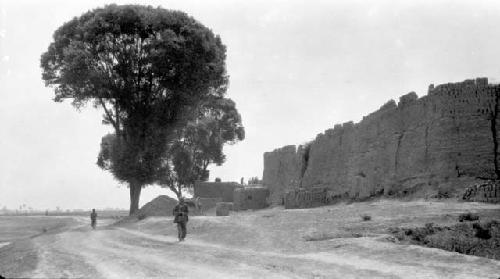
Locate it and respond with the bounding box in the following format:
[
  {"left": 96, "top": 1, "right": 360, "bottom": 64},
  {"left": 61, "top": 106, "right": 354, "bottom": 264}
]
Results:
[
  {"left": 173, "top": 197, "right": 189, "bottom": 241},
  {"left": 240, "top": 177, "right": 244, "bottom": 185},
  {"left": 196, "top": 196, "right": 202, "bottom": 215},
  {"left": 90, "top": 209, "right": 97, "bottom": 229}
]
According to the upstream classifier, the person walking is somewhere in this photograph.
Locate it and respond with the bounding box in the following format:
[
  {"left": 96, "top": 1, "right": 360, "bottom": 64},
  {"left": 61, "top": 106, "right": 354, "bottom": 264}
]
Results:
[
  {"left": 90, "top": 209, "right": 97, "bottom": 229},
  {"left": 173, "top": 197, "right": 189, "bottom": 241},
  {"left": 195, "top": 196, "right": 203, "bottom": 215}
]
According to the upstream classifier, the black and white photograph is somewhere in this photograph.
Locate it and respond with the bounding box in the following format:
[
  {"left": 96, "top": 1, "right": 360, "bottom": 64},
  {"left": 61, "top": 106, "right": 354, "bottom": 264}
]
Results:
[{"left": 1, "top": 0, "right": 500, "bottom": 278}]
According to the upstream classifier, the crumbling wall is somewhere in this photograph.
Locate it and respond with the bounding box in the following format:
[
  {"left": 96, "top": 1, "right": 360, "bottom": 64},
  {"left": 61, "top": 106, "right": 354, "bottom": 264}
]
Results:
[
  {"left": 264, "top": 78, "right": 500, "bottom": 204},
  {"left": 284, "top": 187, "right": 327, "bottom": 209},
  {"left": 462, "top": 181, "right": 500, "bottom": 203}
]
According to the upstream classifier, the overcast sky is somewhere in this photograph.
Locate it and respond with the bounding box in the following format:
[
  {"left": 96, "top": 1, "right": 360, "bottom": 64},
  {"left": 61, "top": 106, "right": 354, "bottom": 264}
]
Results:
[{"left": 1, "top": 0, "right": 500, "bottom": 210}]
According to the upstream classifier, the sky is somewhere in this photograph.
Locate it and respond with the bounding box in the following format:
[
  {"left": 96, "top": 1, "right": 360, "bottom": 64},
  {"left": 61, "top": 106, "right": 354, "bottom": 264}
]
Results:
[{"left": 1, "top": 0, "right": 500, "bottom": 210}]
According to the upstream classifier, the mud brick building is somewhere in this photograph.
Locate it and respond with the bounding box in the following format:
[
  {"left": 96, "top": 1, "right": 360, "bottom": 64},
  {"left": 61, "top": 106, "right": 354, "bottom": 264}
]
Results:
[{"left": 194, "top": 181, "right": 243, "bottom": 202}]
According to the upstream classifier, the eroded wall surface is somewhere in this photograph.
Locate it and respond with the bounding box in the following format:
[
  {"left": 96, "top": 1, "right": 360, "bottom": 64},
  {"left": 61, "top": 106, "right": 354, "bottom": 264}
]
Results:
[{"left": 263, "top": 78, "right": 500, "bottom": 204}]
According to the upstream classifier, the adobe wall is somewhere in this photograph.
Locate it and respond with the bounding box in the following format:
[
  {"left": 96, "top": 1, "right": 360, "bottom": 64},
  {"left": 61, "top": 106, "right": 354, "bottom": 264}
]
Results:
[
  {"left": 194, "top": 182, "right": 243, "bottom": 202},
  {"left": 233, "top": 187, "right": 270, "bottom": 210},
  {"left": 263, "top": 78, "right": 500, "bottom": 204}
]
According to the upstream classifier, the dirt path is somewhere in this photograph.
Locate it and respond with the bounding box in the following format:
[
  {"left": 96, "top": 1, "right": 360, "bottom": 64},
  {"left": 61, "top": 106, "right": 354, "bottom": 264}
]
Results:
[{"left": 22, "top": 210, "right": 500, "bottom": 279}]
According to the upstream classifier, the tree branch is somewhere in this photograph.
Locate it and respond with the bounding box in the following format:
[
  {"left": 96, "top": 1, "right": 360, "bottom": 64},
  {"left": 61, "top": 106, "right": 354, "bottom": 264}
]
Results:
[
  {"left": 99, "top": 98, "right": 120, "bottom": 134},
  {"left": 203, "top": 159, "right": 210, "bottom": 172}
]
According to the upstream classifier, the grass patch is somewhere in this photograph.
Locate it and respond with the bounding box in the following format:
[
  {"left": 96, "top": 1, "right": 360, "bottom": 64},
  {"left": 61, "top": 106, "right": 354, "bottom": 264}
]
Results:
[
  {"left": 458, "top": 212, "right": 479, "bottom": 222},
  {"left": 361, "top": 214, "right": 372, "bottom": 221},
  {"left": 390, "top": 220, "right": 500, "bottom": 260}
]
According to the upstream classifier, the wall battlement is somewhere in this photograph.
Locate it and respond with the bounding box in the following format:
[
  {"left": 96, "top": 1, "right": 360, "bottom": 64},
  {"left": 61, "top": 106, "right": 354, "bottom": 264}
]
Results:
[{"left": 263, "top": 78, "right": 500, "bottom": 204}]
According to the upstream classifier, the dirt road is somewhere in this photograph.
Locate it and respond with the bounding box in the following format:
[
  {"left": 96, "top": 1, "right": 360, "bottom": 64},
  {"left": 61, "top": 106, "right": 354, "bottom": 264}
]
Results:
[
  {"left": 28, "top": 221, "right": 298, "bottom": 278},
  {"left": 15, "top": 201, "right": 500, "bottom": 279},
  {"left": 25, "top": 227, "right": 500, "bottom": 279},
  {"left": 28, "top": 219, "right": 376, "bottom": 278}
]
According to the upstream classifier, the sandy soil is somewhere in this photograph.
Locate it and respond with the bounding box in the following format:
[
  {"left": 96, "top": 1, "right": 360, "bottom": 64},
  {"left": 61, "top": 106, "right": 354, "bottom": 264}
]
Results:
[{"left": 1, "top": 200, "right": 500, "bottom": 278}]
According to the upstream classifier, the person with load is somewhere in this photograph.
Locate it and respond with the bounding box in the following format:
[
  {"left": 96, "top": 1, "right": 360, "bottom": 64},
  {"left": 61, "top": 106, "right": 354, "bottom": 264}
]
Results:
[{"left": 173, "top": 197, "right": 189, "bottom": 241}]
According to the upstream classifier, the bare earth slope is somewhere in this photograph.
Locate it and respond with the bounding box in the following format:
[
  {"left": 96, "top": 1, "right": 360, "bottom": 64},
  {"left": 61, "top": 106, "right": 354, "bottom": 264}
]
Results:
[{"left": 3, "top": 200, "right": 500, "bottom": 278}]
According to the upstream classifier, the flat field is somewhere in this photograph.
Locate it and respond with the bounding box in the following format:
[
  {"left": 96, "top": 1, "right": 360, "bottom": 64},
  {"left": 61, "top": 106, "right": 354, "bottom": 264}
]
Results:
[{"left": 0, "top": 216, "right": 78, "bottom": 242}]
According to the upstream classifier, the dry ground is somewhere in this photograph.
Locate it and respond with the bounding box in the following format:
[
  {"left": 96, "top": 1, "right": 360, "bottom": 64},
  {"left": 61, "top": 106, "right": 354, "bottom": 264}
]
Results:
[{"left": 1, "top": 199, "right": 500, "bottom": 278}]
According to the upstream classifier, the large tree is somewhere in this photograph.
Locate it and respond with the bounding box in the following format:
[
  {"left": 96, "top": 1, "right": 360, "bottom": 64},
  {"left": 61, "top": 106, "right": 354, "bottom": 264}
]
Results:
[{"left": 41, "top": 5, "right": 229, "bottom": 215}]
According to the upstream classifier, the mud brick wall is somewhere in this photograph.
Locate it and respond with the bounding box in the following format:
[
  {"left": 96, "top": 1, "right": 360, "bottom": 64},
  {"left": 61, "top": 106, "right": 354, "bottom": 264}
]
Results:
[
  {"left": 463, "top": 181, "right": 500, "bottom": 203},
  {"left": 264, "top": 78, "right": 500, "bottom": 204},
  {"left": 194, "top": 182, "right": 243, "bottom": 202},
  {"left": 233, "top": 187, "right": 270, "bottom": 210}
]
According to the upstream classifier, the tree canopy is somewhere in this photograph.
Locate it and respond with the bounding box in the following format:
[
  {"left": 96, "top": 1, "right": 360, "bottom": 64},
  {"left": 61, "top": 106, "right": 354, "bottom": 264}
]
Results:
[{"left": 41, "top": 4, "right": 233, "bottom": 214}]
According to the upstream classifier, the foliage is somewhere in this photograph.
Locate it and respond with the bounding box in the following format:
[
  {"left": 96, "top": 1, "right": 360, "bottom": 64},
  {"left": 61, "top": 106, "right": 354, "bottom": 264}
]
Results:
[
  {"left": 160, "top": 96, "right": 245, "bottom": 197},
  {"left": 41, "top": 4, "right": 229, "bottom": 214}
]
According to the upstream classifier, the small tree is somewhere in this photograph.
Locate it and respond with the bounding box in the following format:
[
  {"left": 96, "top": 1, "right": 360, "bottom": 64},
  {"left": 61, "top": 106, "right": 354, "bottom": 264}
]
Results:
[
  {"left": 161, "top": 96, "right": 245, "bottom": 197},
  {"left": 41, "top": 5, "right": 228, "bottom": 215}
]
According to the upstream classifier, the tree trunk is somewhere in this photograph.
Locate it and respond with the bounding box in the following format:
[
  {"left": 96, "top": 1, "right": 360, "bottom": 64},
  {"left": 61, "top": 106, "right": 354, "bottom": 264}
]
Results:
[
  {"left": 129, "top": 183, "right": 142, "bottom": 216},
  {"left": 177, "top": 184, "right": 183, "bottom": 199},
  {"left": 168, "top": 184, "right": 181, "bottom": 200}
]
